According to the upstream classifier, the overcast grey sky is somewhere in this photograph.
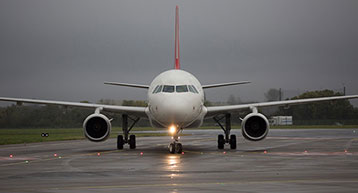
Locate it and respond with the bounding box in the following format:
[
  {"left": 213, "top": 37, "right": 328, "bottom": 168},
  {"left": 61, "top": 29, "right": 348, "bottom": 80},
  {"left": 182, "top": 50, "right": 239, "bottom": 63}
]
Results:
[{"left": 0, "top": 0, "right": 357, "bottom": 105}]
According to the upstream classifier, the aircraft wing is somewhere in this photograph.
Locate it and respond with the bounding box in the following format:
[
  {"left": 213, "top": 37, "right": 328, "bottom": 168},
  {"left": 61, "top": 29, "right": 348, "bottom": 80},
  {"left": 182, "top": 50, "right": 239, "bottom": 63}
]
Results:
[
  {"left": 202, "top": 81, "right": 250, "bottom": 89},
  {"left": 205, "top": 95, "right": 358, "bottom": 118},
  {"left": 0, "top": 97, "right": 148, "bottom": 117},
  {"left": 104, "top": 81, "right": 150, "bottom": 89}
]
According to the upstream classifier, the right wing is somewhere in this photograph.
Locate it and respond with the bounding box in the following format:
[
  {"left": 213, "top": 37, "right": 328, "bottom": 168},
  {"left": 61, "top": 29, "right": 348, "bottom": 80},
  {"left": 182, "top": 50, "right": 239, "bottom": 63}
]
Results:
[
  {"left": 206, "top": 95, "right": 358, "bottom": 118},
  {"left": 0, "top": 97, "right": 148, "bottom": 118}
]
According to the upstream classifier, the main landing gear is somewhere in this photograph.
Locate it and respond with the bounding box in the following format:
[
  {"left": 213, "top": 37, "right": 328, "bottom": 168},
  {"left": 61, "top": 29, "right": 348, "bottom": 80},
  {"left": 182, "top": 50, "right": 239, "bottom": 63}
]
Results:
[
  {"left": 168, "top": 128, "right": 183, "bottom": 154},
  {"left": 117, "top": 114, "right": 140, "bottom": 150},
  {"left": 213, "top": 113, "right": 236, "bottom": 149}
]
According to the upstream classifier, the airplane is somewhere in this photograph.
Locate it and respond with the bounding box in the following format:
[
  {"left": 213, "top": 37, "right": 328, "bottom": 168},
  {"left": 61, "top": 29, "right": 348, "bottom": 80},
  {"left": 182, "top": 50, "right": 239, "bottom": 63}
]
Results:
[{"left": 1, "top": 6, "right": 358, "bottom": 154}]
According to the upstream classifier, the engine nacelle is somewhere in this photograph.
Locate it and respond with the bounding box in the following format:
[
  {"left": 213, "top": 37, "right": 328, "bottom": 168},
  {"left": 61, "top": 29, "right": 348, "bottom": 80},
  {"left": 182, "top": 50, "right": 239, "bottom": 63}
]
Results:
[
  {"left": 83, "top": 113, "right": 111, "bottom": 142},
  {"left": 241, "top": 113, "right": 269, "bottom": 141}
]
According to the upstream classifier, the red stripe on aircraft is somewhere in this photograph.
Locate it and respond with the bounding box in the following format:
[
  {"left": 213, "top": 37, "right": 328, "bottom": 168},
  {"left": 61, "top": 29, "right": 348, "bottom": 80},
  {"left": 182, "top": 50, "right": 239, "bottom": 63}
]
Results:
[{"left": 174, "top": 5, "right": 180, "bottom": 69}]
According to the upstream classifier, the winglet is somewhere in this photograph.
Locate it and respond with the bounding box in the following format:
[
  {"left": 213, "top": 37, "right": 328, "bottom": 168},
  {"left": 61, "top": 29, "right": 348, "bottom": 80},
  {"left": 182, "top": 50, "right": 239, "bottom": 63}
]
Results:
[{"left": 174, "top": 5, "right": 180, "bottom": 69}]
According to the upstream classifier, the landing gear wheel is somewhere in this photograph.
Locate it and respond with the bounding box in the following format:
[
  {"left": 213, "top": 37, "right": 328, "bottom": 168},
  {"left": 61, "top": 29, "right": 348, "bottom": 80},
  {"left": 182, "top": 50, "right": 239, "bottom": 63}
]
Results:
[
  {"left": 129, "top": 135, "right": 136, "bottom": 149},
  {"left": 169, "top": 143, "right": 175, "bottom": 154},
  {"left": 218, "top": 134, "right": 225, "bottom": 149},
  {"left": 175, "top": 143, "right": 183, "bottom": 154},
  {"left": 230, "top": 134, "right": 237, "bottom": 149},
  {"left": 117, "top": 135, "right": 124, "bottom": 150}
]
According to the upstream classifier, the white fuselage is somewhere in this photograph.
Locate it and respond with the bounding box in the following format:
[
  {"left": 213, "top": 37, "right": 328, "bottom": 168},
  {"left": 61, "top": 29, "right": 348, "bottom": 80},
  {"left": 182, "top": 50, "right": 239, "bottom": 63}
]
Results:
[{"left": 146, "top": 69, "right": 207, "bottom": 129}]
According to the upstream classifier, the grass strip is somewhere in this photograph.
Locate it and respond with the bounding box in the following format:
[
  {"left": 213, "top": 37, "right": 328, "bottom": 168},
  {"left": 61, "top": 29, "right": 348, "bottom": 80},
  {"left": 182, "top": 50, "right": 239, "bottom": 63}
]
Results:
[{"left": 1, "top": 125, "right": 357, "bottom": 145}]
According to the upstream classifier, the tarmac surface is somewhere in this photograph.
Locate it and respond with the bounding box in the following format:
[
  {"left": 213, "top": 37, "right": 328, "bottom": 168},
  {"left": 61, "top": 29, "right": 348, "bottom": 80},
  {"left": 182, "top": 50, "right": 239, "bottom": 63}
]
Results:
[{"left": 0, "top": 129, "right": 358, "bottom": 193}]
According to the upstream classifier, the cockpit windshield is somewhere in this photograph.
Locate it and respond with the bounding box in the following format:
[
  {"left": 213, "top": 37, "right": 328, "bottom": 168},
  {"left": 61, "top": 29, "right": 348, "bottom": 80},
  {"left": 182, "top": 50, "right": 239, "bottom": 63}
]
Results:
[
  {"left": 152, "top": 85, "right": 199, "bottom": 94},
  {"left": 163, "top": 85, "right": 175, "bottom": 93},
  {"left": 176, "top": 85, "right": 188, "bottom": 93}
]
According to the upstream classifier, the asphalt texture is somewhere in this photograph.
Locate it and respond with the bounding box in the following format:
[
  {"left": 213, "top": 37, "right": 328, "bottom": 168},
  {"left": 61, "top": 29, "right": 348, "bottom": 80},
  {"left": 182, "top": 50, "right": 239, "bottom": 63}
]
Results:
[{"left": 1, "top": 129, "right": 358, "bottom": 193}]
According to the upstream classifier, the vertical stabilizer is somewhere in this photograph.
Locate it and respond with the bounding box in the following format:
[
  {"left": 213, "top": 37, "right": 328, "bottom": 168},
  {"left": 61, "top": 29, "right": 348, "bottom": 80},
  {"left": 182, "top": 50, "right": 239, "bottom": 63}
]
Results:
[{"left": 174, "top": 6, "right": 180, "bottom": 69}]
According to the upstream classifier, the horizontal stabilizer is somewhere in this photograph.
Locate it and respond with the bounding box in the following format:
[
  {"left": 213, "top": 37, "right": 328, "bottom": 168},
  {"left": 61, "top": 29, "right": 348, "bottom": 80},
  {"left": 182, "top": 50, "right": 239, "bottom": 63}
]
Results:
[
  {"left": 202, "top": 81, "right": 251, "bottom": 89},
  {"left": 104, "top": 82, "right": 149, "bottom": 89}
]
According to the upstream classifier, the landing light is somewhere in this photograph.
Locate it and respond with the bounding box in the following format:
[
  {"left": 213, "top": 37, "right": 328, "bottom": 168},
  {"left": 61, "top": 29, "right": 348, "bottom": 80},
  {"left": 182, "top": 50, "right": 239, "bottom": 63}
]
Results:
[{"left": 169, "top": 125, "right": 176, "bottom": 134}]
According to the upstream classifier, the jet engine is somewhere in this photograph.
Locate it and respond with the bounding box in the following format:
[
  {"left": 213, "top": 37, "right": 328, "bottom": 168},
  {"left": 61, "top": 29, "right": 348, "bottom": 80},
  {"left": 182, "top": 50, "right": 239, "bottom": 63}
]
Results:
[
  {"left": 83, "top": 113, "right": 111, "bottom": 142},
  {"left": 241, "top": 113, "right": 269, "bottom": 141}
]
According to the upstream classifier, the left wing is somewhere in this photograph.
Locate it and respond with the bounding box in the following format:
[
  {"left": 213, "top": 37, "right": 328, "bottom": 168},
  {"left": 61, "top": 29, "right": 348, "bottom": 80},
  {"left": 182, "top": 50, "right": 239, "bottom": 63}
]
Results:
[
  {"left": 206, "top": 95, "right": 358, "bottom": 118},
  {"left": 202, "top": 81, "right": 250, "bottom": 89},
  {"left": 0, "top": 97, "right": 148, "bottom": 117}
]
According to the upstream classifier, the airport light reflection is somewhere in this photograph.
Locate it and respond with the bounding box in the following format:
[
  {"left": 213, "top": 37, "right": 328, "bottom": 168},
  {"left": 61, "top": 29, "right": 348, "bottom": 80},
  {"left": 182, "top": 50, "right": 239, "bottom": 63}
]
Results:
[
  {"left": 166, "top": 155, "right": 181, "bottom": 179},
  {"left": 168, "top": 155, "right": 178, "bottom": 169}
]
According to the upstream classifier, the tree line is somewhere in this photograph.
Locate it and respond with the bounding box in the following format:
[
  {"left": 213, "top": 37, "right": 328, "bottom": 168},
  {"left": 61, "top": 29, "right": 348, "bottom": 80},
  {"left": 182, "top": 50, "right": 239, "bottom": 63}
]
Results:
[{"left": 276, "top": 90, "right": 358, "bottom": 125}]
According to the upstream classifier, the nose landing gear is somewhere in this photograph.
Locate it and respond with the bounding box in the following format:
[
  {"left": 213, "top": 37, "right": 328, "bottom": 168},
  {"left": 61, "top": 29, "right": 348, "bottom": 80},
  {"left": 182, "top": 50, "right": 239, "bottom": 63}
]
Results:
[
  {"left": 168, "top": 129, "right": 183, "bottom": 154},
  {"left": 169, "top": 141, "right": 183, "bottom": 154}
]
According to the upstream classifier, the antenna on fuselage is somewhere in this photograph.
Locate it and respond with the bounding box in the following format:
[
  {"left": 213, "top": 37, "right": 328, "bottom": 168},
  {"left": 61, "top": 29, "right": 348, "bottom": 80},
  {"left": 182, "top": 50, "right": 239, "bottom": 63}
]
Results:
[{"left": 174, "top": 5, "right": 180, "bottom": 69}]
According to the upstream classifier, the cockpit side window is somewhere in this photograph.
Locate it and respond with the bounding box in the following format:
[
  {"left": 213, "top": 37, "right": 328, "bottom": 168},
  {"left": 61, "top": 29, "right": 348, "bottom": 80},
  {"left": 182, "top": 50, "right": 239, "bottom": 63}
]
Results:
[
  {"left": 188, "top": 85, "right": 195, "bottom": 93},
  {"left": 189, "top": 85, "right": 199, "bottom": 94},
  {"left": 191, "top": 85, "right": 199, "bottom": 93},
  {"left": 155, "top": 85, "right": 163, "bottom": 93},
  {"left": 163, "top": 85, "right": 175, "bottom": 93},
  {"left": 152, "top": 85, "right": 163, "bottom": 94},
  {"left": 152, "top": 85, "right": 160, "bottom": 94},
  {"left": 176, "top": 85, "right": 188, "bottom": 93}
]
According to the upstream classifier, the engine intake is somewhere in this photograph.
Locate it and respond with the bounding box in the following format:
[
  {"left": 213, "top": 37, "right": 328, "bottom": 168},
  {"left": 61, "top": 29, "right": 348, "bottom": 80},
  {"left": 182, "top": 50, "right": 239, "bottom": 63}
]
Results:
[
  {"left": 83, "top": 113, "right": 111, "bottom": 142},
  {"left": 241, "top": 113, "right": 269, "bottom": 141}
]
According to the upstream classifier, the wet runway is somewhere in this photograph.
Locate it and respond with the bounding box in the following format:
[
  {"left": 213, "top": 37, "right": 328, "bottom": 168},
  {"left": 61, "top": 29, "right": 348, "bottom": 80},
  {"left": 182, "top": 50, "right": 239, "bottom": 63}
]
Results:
[{"left": 1, "top": 129, "right": 358, "bottom": 193}]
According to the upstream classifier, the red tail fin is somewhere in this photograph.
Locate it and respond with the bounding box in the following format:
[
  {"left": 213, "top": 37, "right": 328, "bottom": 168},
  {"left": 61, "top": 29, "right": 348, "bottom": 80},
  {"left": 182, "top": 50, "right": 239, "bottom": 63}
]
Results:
[{"left": 174, "top": 6, "right": 180, "bottom": 69}]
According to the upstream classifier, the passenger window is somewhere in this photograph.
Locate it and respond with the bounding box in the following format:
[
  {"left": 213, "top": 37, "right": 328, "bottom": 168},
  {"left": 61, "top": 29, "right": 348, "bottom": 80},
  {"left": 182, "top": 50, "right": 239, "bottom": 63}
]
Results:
[
  {"left": 163, "top": 85, "right": 175, "bottom": 93},
  {"left": 176, "top": 85, "right": 188, "bottom": 93},
  {"left": 152, "top": 85, "right": 160, "bottom": 94}
]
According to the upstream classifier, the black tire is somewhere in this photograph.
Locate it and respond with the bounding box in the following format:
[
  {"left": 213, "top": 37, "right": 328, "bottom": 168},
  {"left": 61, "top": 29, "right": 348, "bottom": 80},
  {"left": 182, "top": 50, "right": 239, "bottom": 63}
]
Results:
[
  {"left": 175, "top": 143, "right": 183, "bottom": 154},
  {"left": 169, "top": 143, "right": 175, "bottom": 154},
  {"left": 218, "top": 134, "right": 225, "bottom": 149},
  {"left": 230, "top": 134, "right": 237, "bottom": 149},
  {"left": 129, "top": 135, "right": 136, "bottom": 149},
  {"left": 117, "top": 135, "right": 124, "bottom": 150}
]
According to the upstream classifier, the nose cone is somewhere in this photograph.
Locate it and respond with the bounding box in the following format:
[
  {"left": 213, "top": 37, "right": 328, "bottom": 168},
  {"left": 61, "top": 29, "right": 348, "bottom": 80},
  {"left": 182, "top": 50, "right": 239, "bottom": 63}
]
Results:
[{"left": 157, "top": 96, "right": 193, "bottom": 126}]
